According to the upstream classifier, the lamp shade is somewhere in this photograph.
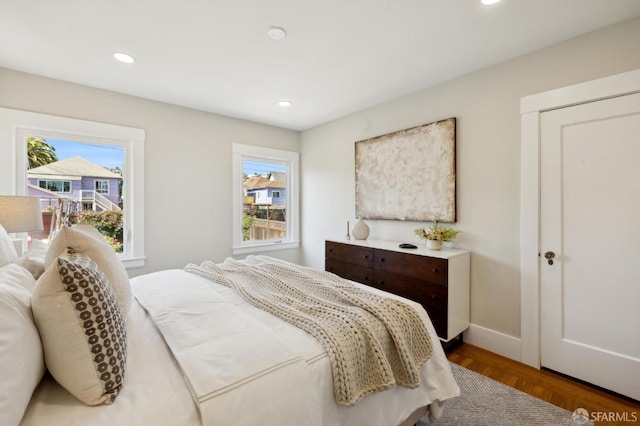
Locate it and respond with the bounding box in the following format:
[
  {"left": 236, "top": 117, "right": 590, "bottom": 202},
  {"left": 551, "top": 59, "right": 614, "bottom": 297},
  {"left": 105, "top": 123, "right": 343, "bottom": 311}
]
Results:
[{"left": 0, "top": 196, "right": 44, "bottom": 233}]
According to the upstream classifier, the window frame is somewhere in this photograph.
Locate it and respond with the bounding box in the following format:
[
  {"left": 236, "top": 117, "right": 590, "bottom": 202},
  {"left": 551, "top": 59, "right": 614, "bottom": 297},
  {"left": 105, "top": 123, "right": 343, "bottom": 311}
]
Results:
[
  {"left": 95, "top": 179, "right": 109, "bottom": 194},
  {"left": 38, "top": 179, "right": 72, "bottom": 193},
  {"left": 232, "top": 143, "right": 299, "bottom": 255},
  {"left": 6, "top": 108, "right": 146, "bottom": 269}
]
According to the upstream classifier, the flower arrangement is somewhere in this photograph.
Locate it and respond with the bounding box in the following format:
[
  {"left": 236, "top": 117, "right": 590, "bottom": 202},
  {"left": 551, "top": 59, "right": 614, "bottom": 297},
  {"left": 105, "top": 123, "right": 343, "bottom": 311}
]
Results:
[{"left": 413, "top": 220, "right": 462, "bottom": 242}]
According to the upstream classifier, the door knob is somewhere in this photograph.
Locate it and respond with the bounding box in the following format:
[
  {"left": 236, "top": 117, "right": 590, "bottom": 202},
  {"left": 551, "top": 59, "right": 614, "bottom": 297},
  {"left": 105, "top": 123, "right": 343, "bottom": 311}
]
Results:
[{"left": 544, "top": 251, "right": 555, "bottom": 265}]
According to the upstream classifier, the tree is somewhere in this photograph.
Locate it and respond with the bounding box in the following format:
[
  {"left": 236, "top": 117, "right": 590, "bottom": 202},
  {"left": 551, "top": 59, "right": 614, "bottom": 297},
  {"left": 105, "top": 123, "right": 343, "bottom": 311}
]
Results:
[{"left": 27, "top": 137, "right": 58, "bottom": 169}]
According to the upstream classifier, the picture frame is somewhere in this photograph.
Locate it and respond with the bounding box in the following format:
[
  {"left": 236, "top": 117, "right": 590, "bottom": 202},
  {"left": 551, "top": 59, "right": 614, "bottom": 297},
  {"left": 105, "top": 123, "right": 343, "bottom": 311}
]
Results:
[{"left": 355, "top": 117, "right": 456, "bottom": 222}]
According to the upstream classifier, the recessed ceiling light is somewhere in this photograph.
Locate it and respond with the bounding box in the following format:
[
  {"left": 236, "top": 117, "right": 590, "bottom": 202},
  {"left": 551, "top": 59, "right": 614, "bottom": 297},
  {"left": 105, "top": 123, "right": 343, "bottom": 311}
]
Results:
[
  {"left": 278, "top": 100, "right": 292, "bottom": 107},
  {"left": 267, "top": 27, "right": 287, "bottom": 40},
  {"left": 481, "top": 0, "right": 502, "bottom": 4},
  {"left": 113, "top": 52, "right": 135, "bottom": 64}
]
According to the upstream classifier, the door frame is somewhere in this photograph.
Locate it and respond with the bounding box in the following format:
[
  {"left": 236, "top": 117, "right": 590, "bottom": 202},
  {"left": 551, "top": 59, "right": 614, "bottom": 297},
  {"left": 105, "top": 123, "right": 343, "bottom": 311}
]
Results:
[{"left": 519, "top": 69, "right": 640, "bottom": 368}]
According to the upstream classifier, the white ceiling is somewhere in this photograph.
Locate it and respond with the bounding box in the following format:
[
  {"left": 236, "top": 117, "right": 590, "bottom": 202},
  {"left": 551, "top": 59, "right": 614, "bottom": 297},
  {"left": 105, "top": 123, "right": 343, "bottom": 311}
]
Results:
[{"left": 2, "top": 0, "right": 640, "bottom": 131}]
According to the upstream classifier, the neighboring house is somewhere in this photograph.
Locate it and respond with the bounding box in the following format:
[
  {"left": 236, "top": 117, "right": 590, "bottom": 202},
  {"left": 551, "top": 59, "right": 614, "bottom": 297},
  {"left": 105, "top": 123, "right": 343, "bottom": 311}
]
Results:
[
  {"left": 27, "top": 156, "right": 122, "bottom": 212},
  {"left": 243, "top": 175, "right": 286, "bottom": 207}
]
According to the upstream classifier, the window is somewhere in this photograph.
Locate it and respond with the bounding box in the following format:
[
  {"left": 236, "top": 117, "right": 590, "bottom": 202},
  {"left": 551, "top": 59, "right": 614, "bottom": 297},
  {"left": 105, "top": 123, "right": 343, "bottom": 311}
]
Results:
[
  {"left": 39, "top": 179, "right": 71, "bottom": 192},
  {"left": 95, "top": 180, "right": 109, "bottom": 194},
  {"left": 232, "top": 143, "right": 299, "bottom": 255},
  {"left": 28, "top": 138, "right": 124, "bottom": 252},
  {"left": 3, "top": 107, "right": 146, "bottom": 269}
]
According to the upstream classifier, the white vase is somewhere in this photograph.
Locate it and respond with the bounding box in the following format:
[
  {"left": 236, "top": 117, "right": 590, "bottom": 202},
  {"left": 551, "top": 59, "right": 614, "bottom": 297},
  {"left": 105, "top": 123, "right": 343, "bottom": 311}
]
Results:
[
  {"left": 426, "top": 239, "right": 442, "bottom": 250},
  {"left": 352, "top": 218, "right": 370, "bottom": 240}
]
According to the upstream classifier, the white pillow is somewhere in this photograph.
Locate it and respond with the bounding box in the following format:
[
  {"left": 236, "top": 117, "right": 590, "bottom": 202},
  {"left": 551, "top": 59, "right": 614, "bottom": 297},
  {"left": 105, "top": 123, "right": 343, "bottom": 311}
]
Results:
[
  {"left": 0, "top": 263, "right": 45, "bottom": 426},
  {"left": 16, "top": 239, "right": 49, "bottom": 279},
  {"left": 33, "top": 251, "right": 127, "bottom": 405},
  {"left": 0, "top": 224, "right": 18, "bottom": 268},
  {"left": 45, "top": 225, "right": 131, "bottom": 316}
]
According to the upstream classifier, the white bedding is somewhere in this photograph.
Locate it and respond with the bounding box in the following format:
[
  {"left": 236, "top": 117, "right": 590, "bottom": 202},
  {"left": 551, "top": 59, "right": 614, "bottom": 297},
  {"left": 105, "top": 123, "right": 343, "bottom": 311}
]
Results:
[
  {"left": 21, "top": 275, "right": 200, "bottom": 425},
  {"left": 20, "top": 267, "right": 459, "bottom": 426}
]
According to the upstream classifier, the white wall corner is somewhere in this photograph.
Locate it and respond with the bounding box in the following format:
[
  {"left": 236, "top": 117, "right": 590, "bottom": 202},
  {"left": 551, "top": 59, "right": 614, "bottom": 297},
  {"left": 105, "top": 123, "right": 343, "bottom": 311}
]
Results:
[{"left": 463, "top": 323, "right": 522, "bottom": 362}]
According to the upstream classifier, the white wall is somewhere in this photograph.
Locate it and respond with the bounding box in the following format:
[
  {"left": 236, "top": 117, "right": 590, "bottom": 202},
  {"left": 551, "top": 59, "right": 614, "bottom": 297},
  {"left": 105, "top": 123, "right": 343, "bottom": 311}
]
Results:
[
  {"left": 2, "top": 17, "right": 639, "bottom": 359},
  {"left": 0, "top": 69, "right": 301, "bottom": 276},
  {"left": 299, "top": 17, "right": 640, "bottom": 354}
]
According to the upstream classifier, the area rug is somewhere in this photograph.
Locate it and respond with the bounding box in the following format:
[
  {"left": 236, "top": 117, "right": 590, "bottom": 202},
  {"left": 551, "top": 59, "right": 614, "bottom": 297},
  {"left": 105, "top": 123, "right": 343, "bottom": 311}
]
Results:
[{"left": 417, "top": 362, "right": 593, "bottom": 425}]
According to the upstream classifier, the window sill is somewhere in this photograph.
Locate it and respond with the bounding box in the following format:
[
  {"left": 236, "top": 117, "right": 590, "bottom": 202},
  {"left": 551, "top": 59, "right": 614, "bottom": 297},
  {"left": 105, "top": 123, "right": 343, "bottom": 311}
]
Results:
[
  {"left": 121, "top": 256, "right": 147, "bottom": 269},
  {"left": 232, "top": 241, "right": 299, "bottom": 256}
]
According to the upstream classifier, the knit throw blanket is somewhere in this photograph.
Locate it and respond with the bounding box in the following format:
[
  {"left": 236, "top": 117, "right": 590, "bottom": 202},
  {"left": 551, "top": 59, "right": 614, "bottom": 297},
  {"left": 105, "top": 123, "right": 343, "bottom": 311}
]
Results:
[{"left": 184, "top": 256, "right": 433, "bottom": 406}]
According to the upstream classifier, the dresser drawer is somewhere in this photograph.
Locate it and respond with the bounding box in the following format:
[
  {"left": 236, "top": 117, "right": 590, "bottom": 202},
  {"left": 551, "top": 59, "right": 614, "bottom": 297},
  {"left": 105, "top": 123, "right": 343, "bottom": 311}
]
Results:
[
  {"left": 325, "top": 239, "right": 469, "bottom": 342},
  {"left": 325, "top": 259, "right": 375, "bottom": 287},
  {"left": 373, "top": 249, "right": 447, "bottom": 286},
  {"left": 374, "top": 270, "right": 448, "bottom": 338},
  {"left": 325, "top": 241, "right": 373, "bottom": 268}
]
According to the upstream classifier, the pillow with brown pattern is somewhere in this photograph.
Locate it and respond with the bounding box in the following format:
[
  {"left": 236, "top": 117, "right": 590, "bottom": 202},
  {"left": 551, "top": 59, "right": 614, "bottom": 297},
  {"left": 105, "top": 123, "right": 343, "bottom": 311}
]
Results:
[{"left": 33, "top": 251, "right": 127, "bottom": 405}]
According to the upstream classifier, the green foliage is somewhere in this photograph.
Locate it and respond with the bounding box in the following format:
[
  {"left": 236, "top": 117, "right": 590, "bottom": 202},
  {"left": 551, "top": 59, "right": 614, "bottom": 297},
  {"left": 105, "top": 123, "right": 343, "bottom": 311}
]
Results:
[
  {"left": 414, "top": 220, "right": 462, "bottom": 242},
  {"left": 102, "top": 235, "right": 123, "bottom": 252},
  {"left": 243, "top": 214, "right": 255, "bottom": 240},
  {"left": 77, "top": 210, "right": 124, "bottom": 252},
  {"left": 27, "top": 137, "right": 58, "bottom": 169}
]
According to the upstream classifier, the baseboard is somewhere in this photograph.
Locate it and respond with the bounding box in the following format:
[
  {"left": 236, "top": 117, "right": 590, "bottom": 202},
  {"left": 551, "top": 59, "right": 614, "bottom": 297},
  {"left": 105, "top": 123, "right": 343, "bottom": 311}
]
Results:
[{"left": 463, "top": 323, "right": 522, "bottom": 362}]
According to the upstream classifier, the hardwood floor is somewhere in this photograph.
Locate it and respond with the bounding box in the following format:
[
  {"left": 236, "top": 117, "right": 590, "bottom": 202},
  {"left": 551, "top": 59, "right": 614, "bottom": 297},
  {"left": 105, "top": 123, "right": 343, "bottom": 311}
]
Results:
[{"left": 447, "top": 343, "right": 639, "bottom": 425}]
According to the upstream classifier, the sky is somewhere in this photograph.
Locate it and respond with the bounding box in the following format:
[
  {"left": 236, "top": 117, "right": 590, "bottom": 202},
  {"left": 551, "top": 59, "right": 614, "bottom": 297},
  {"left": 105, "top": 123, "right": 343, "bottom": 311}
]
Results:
[
  {"left": 243, "top": 160, "right": 286, "bottom": 176},
  {"left": 46, "top": 139, "right": 284, "bottom": 175},
  {"left": 47, "top": 138, "right": 124, "bottom": 169}
]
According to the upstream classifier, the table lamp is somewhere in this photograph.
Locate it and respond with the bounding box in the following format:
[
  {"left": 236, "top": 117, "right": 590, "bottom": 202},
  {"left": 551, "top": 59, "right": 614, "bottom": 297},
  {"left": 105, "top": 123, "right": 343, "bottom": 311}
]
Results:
[{"left": 0, "top": 196, "right": 44, "bottom": 255}]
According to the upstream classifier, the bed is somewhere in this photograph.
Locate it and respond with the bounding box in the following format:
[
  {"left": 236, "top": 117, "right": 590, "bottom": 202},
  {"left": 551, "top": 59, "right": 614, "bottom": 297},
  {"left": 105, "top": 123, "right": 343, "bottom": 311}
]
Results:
[{"left": 0, "top": 224, "right": 459, "bottom": 426}]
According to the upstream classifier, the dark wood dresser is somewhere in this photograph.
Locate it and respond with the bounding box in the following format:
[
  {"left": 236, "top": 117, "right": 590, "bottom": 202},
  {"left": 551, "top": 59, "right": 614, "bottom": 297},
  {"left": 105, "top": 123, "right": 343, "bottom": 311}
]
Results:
[{"left": 325, "top": 239, "right": 470, "bottom": 342}]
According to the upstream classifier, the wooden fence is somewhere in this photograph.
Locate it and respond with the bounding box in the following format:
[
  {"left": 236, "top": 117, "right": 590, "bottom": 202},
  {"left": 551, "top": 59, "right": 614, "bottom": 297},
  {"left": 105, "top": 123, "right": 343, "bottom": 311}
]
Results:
[{"left": 250, "top": 218, "right": 286, "bottom": 240}]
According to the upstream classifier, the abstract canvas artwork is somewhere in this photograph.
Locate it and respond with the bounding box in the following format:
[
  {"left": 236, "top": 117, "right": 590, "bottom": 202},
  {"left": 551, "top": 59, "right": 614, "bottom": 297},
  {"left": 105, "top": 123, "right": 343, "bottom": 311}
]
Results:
[{"left": 355, "top": 117, "right": 456, "bottom": 222}]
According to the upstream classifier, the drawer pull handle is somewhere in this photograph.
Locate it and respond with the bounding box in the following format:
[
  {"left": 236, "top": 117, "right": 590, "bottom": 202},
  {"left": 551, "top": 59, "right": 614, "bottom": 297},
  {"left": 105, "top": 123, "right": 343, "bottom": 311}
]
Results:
[
  {"left": 431, "top": 295, "right": 437, "bottom": 300},
  {"left": 363, "top": 276, "right": 369, "bottom": 281},
  {"left": 329, "top": 249, "right": 333, "bottom": 252},
  {"left": 379, "top": 258, "right": 385, "bottom": 263},
  {"left": 363, "top": 255, "right": 369, "bottom": 259},
  {"left": 431, "top": 268, "right": 438, "bottom": 273}
]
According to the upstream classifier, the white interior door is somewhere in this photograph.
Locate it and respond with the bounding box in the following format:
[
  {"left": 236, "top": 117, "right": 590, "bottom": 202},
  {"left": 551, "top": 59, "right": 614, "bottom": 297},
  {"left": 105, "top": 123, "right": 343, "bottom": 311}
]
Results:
[{"left": 540, "top": 92, "right": 640, "bottom": 401}]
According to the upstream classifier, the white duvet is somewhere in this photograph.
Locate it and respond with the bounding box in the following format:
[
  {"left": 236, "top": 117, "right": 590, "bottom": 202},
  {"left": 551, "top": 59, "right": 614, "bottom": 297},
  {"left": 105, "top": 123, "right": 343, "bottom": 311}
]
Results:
[{"left": 21, "top": 267, "right": 459, "bottom": 426}]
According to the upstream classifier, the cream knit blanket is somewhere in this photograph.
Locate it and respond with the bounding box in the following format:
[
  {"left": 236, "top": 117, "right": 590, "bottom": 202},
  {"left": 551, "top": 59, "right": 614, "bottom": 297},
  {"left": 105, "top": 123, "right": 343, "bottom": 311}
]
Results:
[{"left": 184, "top": 256, "right": 433, "bottom": 406}]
